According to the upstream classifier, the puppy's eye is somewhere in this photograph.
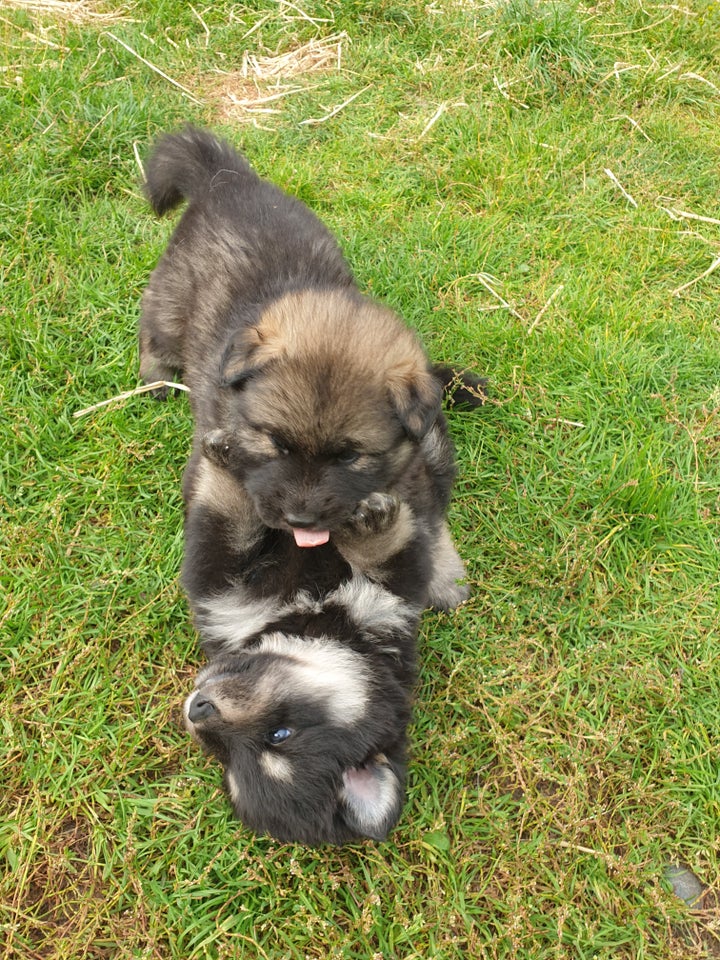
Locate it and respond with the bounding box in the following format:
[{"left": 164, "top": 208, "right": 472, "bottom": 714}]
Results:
[
  {"left": 269, "top": 435, "right": 290, "bottom": 456},
  {"left": 266, "top": 727, "right": 293, "bottom": 745},
  {"left": 337, "top": 449, "right": 360, "bottom": 465}
]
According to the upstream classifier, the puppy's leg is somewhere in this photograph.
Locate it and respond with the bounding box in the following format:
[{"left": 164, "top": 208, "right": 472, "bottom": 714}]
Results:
[
  {"left": 138, "top": 272, "right": 187, "bottom": 398},
  {"left": 139, "top": 327, "right": 179, "bottom": 397},
  {"left": 427, "top": 522, "right": 470, "bottom": 611},
  {"left": 335, "top": 493, "right": 416, "bottom": 573},
  {"left": 182, "top": 455, "right": 264, "bottom": 602}
]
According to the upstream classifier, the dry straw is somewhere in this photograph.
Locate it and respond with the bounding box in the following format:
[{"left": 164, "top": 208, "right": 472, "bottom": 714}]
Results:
[
  {"left": 73, "top": 382, "right": 190, "bottom": 419},
  {"left": 670, "top": 254, "right": 720, "bottom": 298},
  {"left": 604, "top": 168, "right": 637, "bottom": 208},
  {"left": 206, "top": 32, "right": 350, "bottom": 125},
  {"left": 2, "top": 0, "right": 130, "bottom": 23},
  {"left": 241, "top": 32, "right": 347, "bottom": 80}
]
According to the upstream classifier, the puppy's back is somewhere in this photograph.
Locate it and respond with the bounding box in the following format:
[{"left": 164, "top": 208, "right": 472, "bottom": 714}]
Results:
[{"left": 140, "top": 128, "right": 356, "bottom": 394}]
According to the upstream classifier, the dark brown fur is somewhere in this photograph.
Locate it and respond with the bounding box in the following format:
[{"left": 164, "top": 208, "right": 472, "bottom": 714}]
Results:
[{"left": 139, "top": 126, "right": 482, "bottom": 613}]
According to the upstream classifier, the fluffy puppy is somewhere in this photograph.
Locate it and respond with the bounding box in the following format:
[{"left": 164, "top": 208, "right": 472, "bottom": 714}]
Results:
[
  {"left": 181, "top": 478, "right": 429, "bottom": 844},
  {"left": 184, "top": 575, "right": 420, "bottom": 845},
  {"left": 138, "top": 126, "right": 485, "bottom": 617}
]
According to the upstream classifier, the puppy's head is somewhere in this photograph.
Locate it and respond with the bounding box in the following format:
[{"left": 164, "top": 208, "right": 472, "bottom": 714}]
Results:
[
  {"left": 207, "top": 290, "right": 441, "bottom": 541},
  {"left": 184, "top": 633, "right": 409, "bottom": 845}
]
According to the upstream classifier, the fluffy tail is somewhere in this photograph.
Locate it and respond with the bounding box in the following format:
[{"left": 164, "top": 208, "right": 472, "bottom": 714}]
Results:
[
  {"left": 143, "top": 126, "right": 250, "bottom": 216},
  {"left": 433, "top": 364, "right": 488, "bottom": 408}
]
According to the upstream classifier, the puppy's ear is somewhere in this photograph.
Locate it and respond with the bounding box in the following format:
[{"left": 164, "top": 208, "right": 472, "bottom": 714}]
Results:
[
  {"left": 387, "top": 360, "right": 442, "bottom": 440},
  {"left": 220, "top": 328, "right": 270, "bottom": 387},
  {"left": 220, "top": 316, "right": 287, "bottom": 386},
  {"left": 339, "top": 755, "right": 405, "bottom": 841}
]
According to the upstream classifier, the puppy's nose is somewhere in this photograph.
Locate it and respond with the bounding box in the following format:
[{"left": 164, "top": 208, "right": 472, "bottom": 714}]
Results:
[
  {"left": 285, "top": 513, "right": 318, "bottom": 529},
  {"left": 188, "top": 694, "right": 217, "bottom": 723}
]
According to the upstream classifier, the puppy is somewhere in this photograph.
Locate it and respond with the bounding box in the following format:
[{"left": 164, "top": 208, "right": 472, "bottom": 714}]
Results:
[
  {"left": 138, "top": 126, "right": 484, "bottom": 618},
  {"left": 181, "top": 472, "right": 429, "bottom": 844},
  {"left": 184, "top": 574, "right": 421, "bottom": 845}
]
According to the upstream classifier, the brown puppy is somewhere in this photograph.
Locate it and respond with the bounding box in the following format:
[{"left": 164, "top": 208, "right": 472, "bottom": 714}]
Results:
[{"left": 139, "top": 126, "right": 483, "bottom": 619}]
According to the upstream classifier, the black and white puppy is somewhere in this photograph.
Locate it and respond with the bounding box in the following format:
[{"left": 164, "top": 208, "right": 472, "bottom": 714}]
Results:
[
  {"left": 184, "top": 573, "right": 420, "bottom": 845},
  {"left": 183, "top": 490, "right": 423, "bottom": 844}
]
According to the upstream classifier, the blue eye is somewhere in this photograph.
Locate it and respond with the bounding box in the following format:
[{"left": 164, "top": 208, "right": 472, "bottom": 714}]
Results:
[
  {"left": 267, "top": 727, "right": 293, "bottom": 745},
  {"left": 337, "top": 450, "right": 359, "bottom": 464}
]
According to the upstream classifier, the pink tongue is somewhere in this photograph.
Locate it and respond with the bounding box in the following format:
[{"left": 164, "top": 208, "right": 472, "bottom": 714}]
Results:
[{"left": 292, "top": 528, "right": 330, "bottom": 548}]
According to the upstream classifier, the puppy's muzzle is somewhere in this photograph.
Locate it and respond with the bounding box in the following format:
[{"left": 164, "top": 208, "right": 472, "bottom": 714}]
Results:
[
  {"left": 284, "top": 513, "right": 318, "bottom": 528},
  {"left": 186, "top": 691, "right": 217, "bottom": 723}
]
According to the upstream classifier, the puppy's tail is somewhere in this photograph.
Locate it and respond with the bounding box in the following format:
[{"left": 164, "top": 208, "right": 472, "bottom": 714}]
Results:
[
  {"left": 432, "top": 364, "right": 488, "bottom": 408},
  {"left": 143, "top": 126, "right": 251, "bottom": 216}
]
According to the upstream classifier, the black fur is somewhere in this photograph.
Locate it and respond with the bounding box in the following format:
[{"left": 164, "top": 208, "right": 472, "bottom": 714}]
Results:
[{"left": 184, "top": 578, "right": 420, "bottom": 845}]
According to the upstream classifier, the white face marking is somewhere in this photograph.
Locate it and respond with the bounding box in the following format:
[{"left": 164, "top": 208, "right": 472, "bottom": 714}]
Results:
[
  {"left": 255, "top": 633, "right": 369, "bottom": 725},
  {"left": 259, "top": 751, "right": 293, "bottom": 783},
  {"left": 226, "top": 769, "right": 242, "bottom": 806},
  {"left": 183, "top": 691, "right": 200, "bottom": 738}
]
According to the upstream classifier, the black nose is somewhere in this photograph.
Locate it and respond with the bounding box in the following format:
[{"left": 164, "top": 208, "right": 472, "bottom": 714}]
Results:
[
  {"left": 285, "top": 513, "right": 318, "bottom": 529},
  {"left": 188, "top": 694, "right": 217, "bottom": 723}
]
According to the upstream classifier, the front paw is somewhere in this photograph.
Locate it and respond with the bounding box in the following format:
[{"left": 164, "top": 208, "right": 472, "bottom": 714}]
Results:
[{"left": 348, "top": 493, "right": 401, "bottom": 536}]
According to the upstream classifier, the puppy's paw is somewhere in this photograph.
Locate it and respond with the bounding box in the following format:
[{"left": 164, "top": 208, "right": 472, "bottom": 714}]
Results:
[
  {"left": 139, "top": 356, "right": 178, "bottom": 400},
  {"left": 349, "top": 493, "right": 401, "bottom": 536},
  {"left": 429, "top": 580, "right": 470, "bottom": 612}
]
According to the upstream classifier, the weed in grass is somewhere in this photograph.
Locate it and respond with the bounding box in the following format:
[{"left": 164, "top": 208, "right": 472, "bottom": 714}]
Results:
[{"left": 498, "top": 0, "right": 597, "bottom": 85}]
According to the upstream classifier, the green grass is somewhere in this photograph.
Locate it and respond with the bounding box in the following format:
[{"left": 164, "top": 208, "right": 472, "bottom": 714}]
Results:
[{"left": 2, "top": 0, "right": 720, "bottom": 956}]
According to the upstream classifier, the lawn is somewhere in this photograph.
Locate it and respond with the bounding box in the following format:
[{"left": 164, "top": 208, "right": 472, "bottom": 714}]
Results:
[{"left": 2, "top": 0, "right": 720, "bottom": 957}]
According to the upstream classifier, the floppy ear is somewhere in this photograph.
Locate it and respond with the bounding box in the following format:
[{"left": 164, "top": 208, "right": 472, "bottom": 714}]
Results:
[
  {"left": 387, "top": 360, "right": 442, "bottom": 440},
  {"left": 220, "top": 328, "right": 261, "bottom": 386},
  {"left": 339, "top": 755, "right": 405, "bottom": 841},
  {"left": 220, "top": 327, "right": 262, "bottom": 387},
  {"left": 220, "top": 316, "right": 287, "bottom": 386}
]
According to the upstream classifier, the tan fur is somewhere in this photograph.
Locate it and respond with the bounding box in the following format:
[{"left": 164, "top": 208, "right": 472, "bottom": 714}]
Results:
[
  {"left": 335, "top": 501, "right": 417, "bottom": 576},
  {"left": 193, "top": 457, "right": 248, "bottom": 514},
  {"left": 221, "top": 289, "right": 439, "bottom": 446},
  {"left": 192, "top": 457, "right": 264, "bottom": 552}
]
